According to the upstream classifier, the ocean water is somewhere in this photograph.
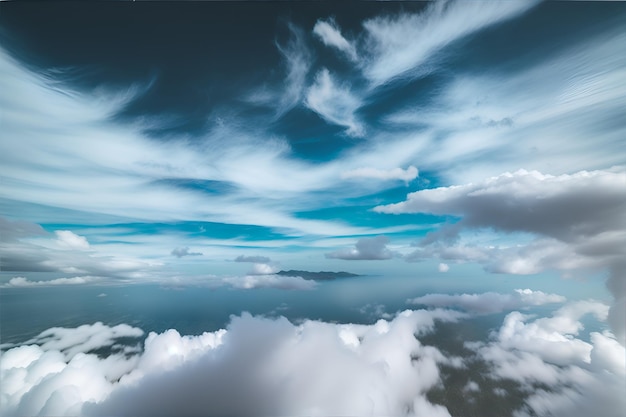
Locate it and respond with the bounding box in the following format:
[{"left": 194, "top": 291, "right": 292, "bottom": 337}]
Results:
[{"left": 0, "top": 273, "right": 609, "bottom": 345}]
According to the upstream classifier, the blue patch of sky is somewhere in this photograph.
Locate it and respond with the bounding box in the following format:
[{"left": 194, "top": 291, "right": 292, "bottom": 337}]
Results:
[{"left": 41, "top": 221, "right": 290, "bottom": 242}]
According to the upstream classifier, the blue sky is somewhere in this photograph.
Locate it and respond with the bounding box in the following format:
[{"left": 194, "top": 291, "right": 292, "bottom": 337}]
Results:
[
  {"left": 1, "top": 2, "right": 626, "bottom": 417},
  {"left": 1, "top": 1, "right": 625, "bottom": 289}
]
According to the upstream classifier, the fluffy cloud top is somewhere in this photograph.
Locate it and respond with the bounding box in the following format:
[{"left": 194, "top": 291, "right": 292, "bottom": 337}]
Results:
[
  {"left": 409, "top": 289, "right": 566, "bottom": 314},
  {"left": 1, "top": 310, "right": 464, "bottom": 417},
  {"left": 55, "top": 231, "right": 90, "bottom": 251},
  {"left": 470, "top": 300, "right": 625, "bottom": 417},
  {"left": 3, "top": 300, "right": 622, "bottom": 417},
  {"left": 342, "top": 166, "right": 418, "bottom": 183},
  {"left": 326, "top": 236, "right": 393, "bottom": 260}
]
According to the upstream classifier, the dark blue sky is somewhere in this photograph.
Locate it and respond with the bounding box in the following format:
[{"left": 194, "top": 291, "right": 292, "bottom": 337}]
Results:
[{"left": 0, "top": 0, "right": 624, "bottom": 287}]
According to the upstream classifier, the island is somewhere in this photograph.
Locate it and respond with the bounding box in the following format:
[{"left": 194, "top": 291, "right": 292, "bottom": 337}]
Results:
[{"left": 276, "top": 270, "right": 360, "bottom": 281}]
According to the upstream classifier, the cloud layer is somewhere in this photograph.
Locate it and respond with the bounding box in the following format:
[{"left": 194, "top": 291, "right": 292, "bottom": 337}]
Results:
[{"left": 2, "top": 310, "right": 464, "bottom": 417}]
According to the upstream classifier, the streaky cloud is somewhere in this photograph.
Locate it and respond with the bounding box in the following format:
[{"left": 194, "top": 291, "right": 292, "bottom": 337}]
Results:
[
  {"left": 305, "top": 68, "right": 364, "bottom": 137},
  {"left": 409, "top": 289, "right": 566, "bottom": 314},
  {"left": 342, "top": 165, "right": 418, "bottom": 183},
  {"left": 361, "top": 0, "right": 539, "bottom": 85},
  {"left": 313, "top": 18, "right": 357, "bottom": 61}
]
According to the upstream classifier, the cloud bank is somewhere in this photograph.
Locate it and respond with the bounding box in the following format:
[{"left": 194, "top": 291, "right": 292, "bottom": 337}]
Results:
[
  {"left": 409, "top": 289, "right": 566, "bottom": 314},
  {"left": 1, "top": 310, "right": 464, "bottom": 417},
  {"left": 377, "top": 168, "right": 626, "bottom": 342}
]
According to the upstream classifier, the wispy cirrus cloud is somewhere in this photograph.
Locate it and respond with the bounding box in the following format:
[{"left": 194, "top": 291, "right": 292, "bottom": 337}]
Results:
[
  {"left": 361, "top": 0, "right": 538, "bottom": 85},
  {"left": 342, "top": 165, "right": 418, "bottom": 183},
  {"left": 313, "top": 18, "right": 357, "bottom": 62},
  {"left": 305, "top": 68, "right": 364, "bottom": 137}
]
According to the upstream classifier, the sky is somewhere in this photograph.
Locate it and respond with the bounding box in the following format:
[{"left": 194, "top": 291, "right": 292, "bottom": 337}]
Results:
[{"left": 1, "top": 1, "right": 625, "bottom": 416}]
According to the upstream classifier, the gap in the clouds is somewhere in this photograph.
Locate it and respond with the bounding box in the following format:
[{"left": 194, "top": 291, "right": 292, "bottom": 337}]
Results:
[
  {"left": 294, "top": 204, "right": 447, "bottom": 236},
  {"left": 362, "top": 72, "right": 450, "bottom": 130},
  {"left": 270, "top": 106, "right": 358, "bottom": 162},
  {"left": 41, "top": 221, "right": 289, "bottom": 242}
]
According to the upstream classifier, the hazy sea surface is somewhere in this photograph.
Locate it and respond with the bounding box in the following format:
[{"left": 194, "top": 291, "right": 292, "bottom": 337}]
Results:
[{"left": 0, "top": 273, "right": 609, "bottom": 344}]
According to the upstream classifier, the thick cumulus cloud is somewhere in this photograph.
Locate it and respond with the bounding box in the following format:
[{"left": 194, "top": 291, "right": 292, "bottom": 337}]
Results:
[
  {"left": 409, "top": 289, "right": 566, "bottom": 314},
  {"left": 1, "top": 310, "right": 465, "bottom": 417},
  {"left": 326, "top": 235, "right": 394, "bottom": 260},
  {"left": 374, "top": 169, "right": 625, "bottom": 242},
  {"left": 377, "top": 168, "right": 626, "bottom": 343},
  {"left": 468, "top": 300, "right": 625, "bottom": 417},
  {"left": 55, "top": 231, "right": 90, "bottom": 251}
]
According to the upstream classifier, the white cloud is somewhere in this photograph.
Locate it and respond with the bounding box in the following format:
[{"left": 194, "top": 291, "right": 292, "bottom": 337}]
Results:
[
  {"left": 437, "top": 263, "right": 449, "bottom": 273},
  {"left": 223, "top": 274, "right": 315, "bottom": 291},
  {"left": 313, "top": 18, "right": 357, "bottom": 61},
  {"left": 1, "top": 310, "right": 464, "bottom": 417},
  {"left": 3, "top": 276, "right": 97, "bottom": 288},
  {"left": 362, "top": 0, "right": 538, "bottom": 85},
  {"left": 409, "top": 289, "right": 565, "bottom": 315},
  {"left": 248, "top": 262, "right": 280, "bottom": 275},
  {"left": 326, "top": 236, "right": 394, "bottom": 260},
  {"left": 305, "top": 69, "right": 364, "bottom": 137},
  {"left": 469, "top": 300, "right": 625, "bottom": 417},
  {"left": 342, "top": 165, "right": 418, "bottom": 183},
  {"left": 170, "top": 247, "right": 202, "bottom": 258},
  {"left": 274, "top": 23, "right": 312, "bottom": 116},
  {"left": 377, "top": 167, "right": 626, "bottom": 342},
  {"left": 55, "top": 230, "right": 90, "bottom": 251}
]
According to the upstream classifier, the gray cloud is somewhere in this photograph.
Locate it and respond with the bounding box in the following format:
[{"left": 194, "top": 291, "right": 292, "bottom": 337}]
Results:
[
  {"left": 171, "top": 247, "right": 203, "bottom": 258},
  {"left": 0, "top": 216, "right": 47, "bottom": 243},
  {"left": 377, "top": 168, "right": 626, "bottom": 343},
  {"left": 234, "top": 255, "right": 271, "bottom": 263},
  {"left": 469, "top": 300, "right": 625, "bottom": 417},
  {"left": 325, "top": 236, "right": 394, "bottom": 260},
  {"left": 409, "top": 289, "right": 565, "bottom": 314}
]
